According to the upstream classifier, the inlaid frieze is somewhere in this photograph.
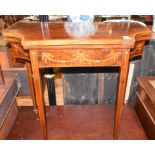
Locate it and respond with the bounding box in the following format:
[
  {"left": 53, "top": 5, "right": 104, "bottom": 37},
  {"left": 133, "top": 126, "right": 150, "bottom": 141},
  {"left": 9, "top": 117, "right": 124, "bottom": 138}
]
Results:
[{"left": 38, "top": 49, "right": 122, "bottom": 67}]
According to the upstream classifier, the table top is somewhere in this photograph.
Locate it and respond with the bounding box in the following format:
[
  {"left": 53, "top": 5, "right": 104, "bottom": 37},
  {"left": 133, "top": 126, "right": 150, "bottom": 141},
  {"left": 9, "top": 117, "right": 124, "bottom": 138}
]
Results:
[{"left": 2, "top": 21, "right": 152, "bottom": 49}]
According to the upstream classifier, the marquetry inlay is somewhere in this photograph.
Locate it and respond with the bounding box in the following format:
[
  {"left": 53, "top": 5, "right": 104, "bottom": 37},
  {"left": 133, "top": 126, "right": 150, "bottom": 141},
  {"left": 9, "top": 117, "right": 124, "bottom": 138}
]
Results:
[
  {"left": 39, "top": 49, "right": 122, "bottom": 67},
  {"left": 130, "top": 41, "right": 145, "bottom": 59},
  {"left": 11, "top": 43, "right": 30, "bottom": 62}
]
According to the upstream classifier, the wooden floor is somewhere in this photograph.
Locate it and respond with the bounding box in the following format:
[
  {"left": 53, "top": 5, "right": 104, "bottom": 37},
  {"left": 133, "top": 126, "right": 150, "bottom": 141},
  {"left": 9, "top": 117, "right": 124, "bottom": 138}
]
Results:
[{"left": 7, "top": 104, "right": 148, "bottom": 140}]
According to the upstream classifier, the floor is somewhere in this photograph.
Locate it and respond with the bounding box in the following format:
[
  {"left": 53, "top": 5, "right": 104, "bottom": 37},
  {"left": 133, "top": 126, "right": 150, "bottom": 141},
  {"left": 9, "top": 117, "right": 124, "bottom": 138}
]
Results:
[{"left": 7, "top": 104, "right": 148, "bottom": 140}]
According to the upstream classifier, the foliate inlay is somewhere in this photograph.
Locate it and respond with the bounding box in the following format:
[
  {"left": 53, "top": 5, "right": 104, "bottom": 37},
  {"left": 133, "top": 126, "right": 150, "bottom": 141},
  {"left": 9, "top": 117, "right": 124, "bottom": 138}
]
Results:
[
  {"left": 130, "top": 41, "right": 145, "bottom": 59},
  {"left": 11, "top": 42, "right": 30, "bottom": 62},
  {"left": 40, "top": 49, "right": 121, "bottom": 67}
]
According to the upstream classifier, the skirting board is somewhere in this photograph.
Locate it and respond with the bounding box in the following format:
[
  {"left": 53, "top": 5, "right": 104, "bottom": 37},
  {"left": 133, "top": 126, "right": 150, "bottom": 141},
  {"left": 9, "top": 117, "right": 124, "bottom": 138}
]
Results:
[{"left": 16, "top": 96, "right": 64, "bottom": 106}]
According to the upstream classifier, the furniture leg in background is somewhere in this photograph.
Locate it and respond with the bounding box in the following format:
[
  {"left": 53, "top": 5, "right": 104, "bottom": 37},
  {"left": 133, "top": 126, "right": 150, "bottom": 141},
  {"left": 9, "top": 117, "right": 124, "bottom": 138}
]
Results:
[
  {"left": 0, "top": 63, "right": 5, "bottom": 85},
  {"left": 44, "top": 68, "right": 56, "bottom": 106}
]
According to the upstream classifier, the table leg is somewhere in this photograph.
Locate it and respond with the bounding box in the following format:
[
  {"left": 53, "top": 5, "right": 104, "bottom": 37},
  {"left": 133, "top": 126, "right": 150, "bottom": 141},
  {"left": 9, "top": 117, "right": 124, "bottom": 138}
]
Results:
[
  {"left": 30, "top": 51, "right": 48, "bottom": 139},
  {"left": 25, "top": 62, "right": 38, "bottom": 112},
  {"left": 0, "top": 63, "right": 5, "bottom": 85},
  {"left": 113, "top": 50, "right": 130, "bottom": 139}
]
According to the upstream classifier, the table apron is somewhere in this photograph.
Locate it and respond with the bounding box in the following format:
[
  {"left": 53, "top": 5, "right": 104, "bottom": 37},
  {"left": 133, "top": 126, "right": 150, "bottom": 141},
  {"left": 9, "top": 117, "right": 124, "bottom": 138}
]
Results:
[{"left": 35, "top": 48, "right": 127, "bottom": 68}]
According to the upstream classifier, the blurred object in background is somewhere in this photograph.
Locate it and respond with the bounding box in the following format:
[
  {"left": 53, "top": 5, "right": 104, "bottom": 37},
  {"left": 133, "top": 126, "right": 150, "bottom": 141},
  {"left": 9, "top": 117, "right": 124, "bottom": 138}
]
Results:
[
  {"left": 0, "top": 15, "right": 27, "bottom": 29},
  {"left": 39, "top": 15, "right": 49, "bottom": 22},
  {"left": 100, "top": 15, "right": 130, "bottom": 22},
  {"left": 24, "top": 15, "right": 67, "bottom": 22},
  {"left": 152, "top": 15, "right": 155, "bottom": 32},
  {"left": 67, "top": 15, "right": 94, "bottom": 22},
  {"left": 49, "top": 15, "right": 67, "bottom": 22},
  {"left": 144, "top": 15, "right": 153, "bottom": 25},
  {"left": 131, "top": 15, "right": 153, "bottom": 25}
]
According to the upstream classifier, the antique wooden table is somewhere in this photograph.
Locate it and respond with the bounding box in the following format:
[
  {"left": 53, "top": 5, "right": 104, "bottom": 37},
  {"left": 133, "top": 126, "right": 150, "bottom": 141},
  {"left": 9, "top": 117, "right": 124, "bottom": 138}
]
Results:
[{"left": 2, "top": 21, "right": 152, "bottom": 139}]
